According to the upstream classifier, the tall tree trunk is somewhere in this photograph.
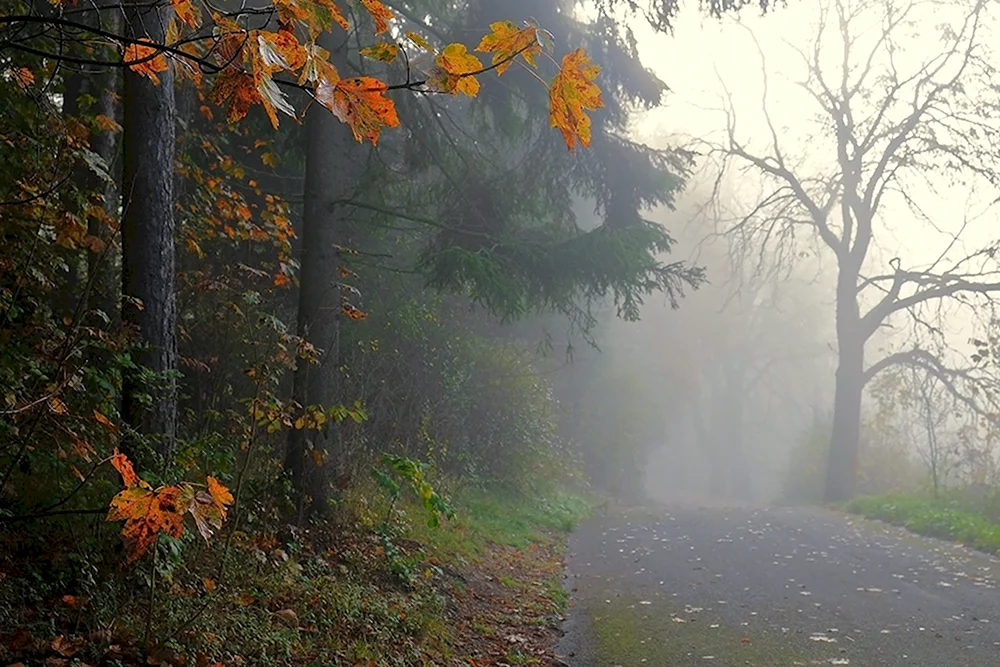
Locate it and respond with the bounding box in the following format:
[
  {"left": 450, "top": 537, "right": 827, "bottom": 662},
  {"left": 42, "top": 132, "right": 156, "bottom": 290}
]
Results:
[
  {"left": 286, "top": 34, "right": 363, "bottom": 516},
  {"left": 87, "top": 54, "right": 121, "bottom": 324},
  {"left": 120, "top": 0, "right": 178, "bottom": 463},
  {"left": 824, "top": 275, "right": 864, "bottom": 502}
]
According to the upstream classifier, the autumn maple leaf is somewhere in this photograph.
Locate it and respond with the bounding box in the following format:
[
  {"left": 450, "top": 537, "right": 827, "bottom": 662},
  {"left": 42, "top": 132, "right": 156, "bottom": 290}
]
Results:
[
  {"left": 181, "top": 476, "right": 234, "bottom": 542},
  {"left": 476, "top": 21, "right": 541, "bottom": 75},
  {"left": 321, "top": 76, "right": 400, "bottom": 145},
  {"left": 548, "top": 48, "right": 603, "bottom": 151},
  {"left": 110, "top": 448, "right": 149, "bottom": 489},
  {"left": 209, "top": 70, "right": 264, "bottom": 125},
  {"left": 171, "top": 0, "right": 201, "bottom": 30},
  {"left": 361, "top": 0, "right": 394, "bottom": 35},
  {"left": 432, "top": 43, "right": 483, "bottom": 97},
  {"left": 108, "top": 485, "right": 186, "bottom": 561},
  {"left": 360, "top": 41, "right": 401, "bottom": 64},
  {"left": 123, "top": 39, "right": 169, "bottom": 84}
]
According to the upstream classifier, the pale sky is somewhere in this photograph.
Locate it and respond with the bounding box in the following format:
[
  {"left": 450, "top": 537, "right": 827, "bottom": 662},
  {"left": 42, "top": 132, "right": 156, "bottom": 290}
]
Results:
[{"left": 621, "top": 0, "right": 1000, "bottom": 360}]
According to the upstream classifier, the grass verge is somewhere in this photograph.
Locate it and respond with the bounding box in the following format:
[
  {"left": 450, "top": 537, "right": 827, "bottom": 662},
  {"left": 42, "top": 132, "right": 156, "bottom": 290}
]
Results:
[
  {"left": 845, "top": 493, "right": 1000, "bottom": 555},
  {"left": 0, "top": 485, "right": 591, "bottom": 666}
]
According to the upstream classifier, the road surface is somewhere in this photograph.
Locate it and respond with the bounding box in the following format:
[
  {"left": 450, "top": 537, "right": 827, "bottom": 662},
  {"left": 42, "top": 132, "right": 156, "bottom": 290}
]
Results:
[{"left": 557, "top": 505, "right": 1000, "bottom": 666}]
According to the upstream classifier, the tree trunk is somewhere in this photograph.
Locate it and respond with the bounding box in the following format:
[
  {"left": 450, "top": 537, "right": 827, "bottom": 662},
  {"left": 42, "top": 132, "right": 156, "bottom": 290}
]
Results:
[
  {"left": 824, "top": 276, "right": 864, "bottom": 502},
  {"left": 120, "top": 0, "right": 178, "bottom": 463},
  {"left": 286, "top": 34, "right": 363, "bottom": 516}
]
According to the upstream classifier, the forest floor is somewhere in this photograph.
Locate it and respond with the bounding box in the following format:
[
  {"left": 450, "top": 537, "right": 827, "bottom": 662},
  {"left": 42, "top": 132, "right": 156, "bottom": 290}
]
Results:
[
  {"left": 558, "top": 503, "right": 1000, "bottom": 666},
  {"left": 0, "top": 490, "right": 589, "bottom": 666}
]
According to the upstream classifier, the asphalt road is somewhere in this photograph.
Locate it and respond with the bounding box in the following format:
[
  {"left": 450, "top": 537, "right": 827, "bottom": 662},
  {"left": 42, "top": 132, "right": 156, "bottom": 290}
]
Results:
[{"left": 557, "top": 505, "right": 1000, "bottom": 666}]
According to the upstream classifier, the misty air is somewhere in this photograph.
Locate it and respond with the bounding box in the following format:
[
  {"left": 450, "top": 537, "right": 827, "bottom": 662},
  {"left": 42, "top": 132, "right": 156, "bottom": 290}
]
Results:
[{"left": 3, "top": 0, "right": 1000, "bottom": 665}]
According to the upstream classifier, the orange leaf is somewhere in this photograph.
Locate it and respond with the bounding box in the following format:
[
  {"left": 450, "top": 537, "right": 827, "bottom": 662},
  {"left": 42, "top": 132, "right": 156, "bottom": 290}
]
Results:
[
  {"left": 322, "top": 76, "right": 399, "bottom": 145},
  {"left": 360, "top": 0, "right": 394, "bottom": 35},
  {"left": 475, "top": 21, "right": 540, "bottom": 75},
  {"left": 123, "top": 39, "right": 169, "bottom": 84},
  {"left": 359, "top": 41, "right": 400, "bottom": 64},
  {"left": 207, "top": 475, "right": 234, "bottom": 508},
  {"left": 13, "top": 67, "right": 34, "bottom": 88},
  {"left": 202, "top": 577, "right": 216, "bottom": 592},
  {"left": 93, "top": 408, "right": 117, "bottom": 431},
  {"left": 432, "top": 43, "right": 482, "bottom": 97},
  {"left": 48, "top": 396, "right": 68, "bottom": 414},
  {"left": 110, "top": 449, "right": 148, "bottom": 489},
  {"left": 208, "top": 70, "right": 262, "bottom": 125},
  {"left": 548, "top": 48, "right": 603, "bottom": 151},
  {"left": 171, "top": 0, "right": 201, "bottom": 29},
  {"left": 107, "top": 485, "right": 185, "bottom": 561}
]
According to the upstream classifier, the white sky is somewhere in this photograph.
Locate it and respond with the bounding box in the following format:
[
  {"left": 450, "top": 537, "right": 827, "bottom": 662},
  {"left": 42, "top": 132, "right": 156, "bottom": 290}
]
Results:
[{"left": 621, "top": 0, "right": 1000, "bottom": 358}]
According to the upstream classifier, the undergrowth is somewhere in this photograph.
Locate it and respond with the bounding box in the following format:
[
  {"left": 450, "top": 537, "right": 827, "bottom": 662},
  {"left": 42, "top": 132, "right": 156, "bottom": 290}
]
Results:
[
  {"left": 0, "top": 484, "right": 592, "bottom": 665},
  {"left": 845, "top": 492, "right": 1000, "bottom": 556}
]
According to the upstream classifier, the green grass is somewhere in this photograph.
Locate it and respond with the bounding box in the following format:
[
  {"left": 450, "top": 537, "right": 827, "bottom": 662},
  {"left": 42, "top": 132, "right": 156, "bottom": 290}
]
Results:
[
  {"left": 399, "top": 486, "right": 593, "bottom": 559},
  {"left": 846, "top": 493, "right": 1000, "bottom": 555}
]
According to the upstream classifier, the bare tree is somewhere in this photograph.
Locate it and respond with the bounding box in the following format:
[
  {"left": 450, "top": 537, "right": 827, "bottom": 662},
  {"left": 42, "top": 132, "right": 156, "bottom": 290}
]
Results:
[{"left": 710, "top": 0, "right": 1000, "bottom": 501}]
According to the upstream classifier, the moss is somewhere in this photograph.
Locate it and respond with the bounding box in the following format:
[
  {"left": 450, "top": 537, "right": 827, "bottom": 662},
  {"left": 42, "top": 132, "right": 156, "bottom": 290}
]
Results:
[{"left": 588, "top": 596, "right": 838, "bottom": 666}]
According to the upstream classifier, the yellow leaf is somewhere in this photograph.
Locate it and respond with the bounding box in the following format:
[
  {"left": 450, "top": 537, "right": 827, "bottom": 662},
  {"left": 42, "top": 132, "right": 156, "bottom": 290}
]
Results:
[
  {"left": 171, "top": 0, "right": 201, "bottom": 29},
  {"left": 48, "top": 396, "right": 68, "bottom": 415},
  {"left": 405, "top": 30, "right": 433, "bottom": 51},
  {"left": 475, "top": 21, "right": 540, "bottom": 75},
  {"left": 359, "top": 40, "right": 400, "bottom": 64},
  {"left": 360, "top": 0, "right": 394, "bottom": 35},
  {"left": 123, "top": 39, "right": 169, "bottom": 84},
  {"left": 323, "top": 76, "right": 400, "bottom": 145},
  {"left": 261, "top": 152, "right": 280, "bottom": 167},
  {"left": 548, "top": 48, "right": 603, "bottom": 151},
  {"left": 433, "top": 43, "right": 482, "bottom": 97}
]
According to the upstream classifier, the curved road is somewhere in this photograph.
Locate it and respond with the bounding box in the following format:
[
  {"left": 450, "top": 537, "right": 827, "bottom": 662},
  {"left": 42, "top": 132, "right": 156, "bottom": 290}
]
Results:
[{"left": 558, "top": 505, "right": 1000, "bottom": 666}]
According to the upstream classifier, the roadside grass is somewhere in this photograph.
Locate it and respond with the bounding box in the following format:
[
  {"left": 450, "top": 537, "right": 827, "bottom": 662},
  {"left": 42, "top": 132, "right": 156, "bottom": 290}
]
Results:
[
  {"left": 845, "top": 493, "right": 1000, "bottom": 556},
  {"left": 0, "top": 484, "right": 592, "bottom": 665}
]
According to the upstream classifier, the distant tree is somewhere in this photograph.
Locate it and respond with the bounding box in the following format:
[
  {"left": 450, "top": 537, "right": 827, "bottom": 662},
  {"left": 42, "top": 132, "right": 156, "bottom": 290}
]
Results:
[{"left": 711, "top": 0, "right": 1000, "bottom": 501}]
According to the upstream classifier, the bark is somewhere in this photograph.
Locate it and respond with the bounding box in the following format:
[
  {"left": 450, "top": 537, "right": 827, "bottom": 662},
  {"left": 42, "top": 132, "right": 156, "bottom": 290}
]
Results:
[
  {"left": 823, "top": 275, "right": 865, "bottom": 503},
  {"left": 120, "top": 0, "right": 178, "bottom": 462},
  {"left": 286, "top": 34, "right": 364, "bottom": 516}
]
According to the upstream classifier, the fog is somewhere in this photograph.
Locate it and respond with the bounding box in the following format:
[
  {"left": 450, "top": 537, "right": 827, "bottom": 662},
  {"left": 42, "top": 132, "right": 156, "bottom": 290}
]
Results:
[{"left": 557, "top": 0, "right": 1000, "bottom": 506}]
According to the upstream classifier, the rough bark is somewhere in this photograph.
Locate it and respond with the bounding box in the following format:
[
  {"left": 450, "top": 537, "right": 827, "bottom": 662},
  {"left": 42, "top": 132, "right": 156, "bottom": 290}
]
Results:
[
  {"left": 286, "top": 34, "right": 364, "bottom": 516},
  {"left": 120, "top": 0, "right": 178, "bottom": 462}
]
